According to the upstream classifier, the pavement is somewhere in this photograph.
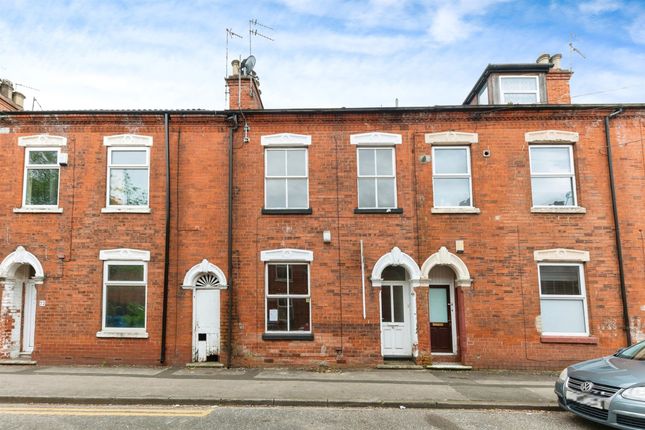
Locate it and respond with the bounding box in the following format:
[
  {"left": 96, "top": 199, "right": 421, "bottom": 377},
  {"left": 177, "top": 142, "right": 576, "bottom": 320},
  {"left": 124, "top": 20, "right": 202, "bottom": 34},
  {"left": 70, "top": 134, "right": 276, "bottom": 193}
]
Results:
[{"left": 0, "top": 364, "right": 560, "bottom": 410}]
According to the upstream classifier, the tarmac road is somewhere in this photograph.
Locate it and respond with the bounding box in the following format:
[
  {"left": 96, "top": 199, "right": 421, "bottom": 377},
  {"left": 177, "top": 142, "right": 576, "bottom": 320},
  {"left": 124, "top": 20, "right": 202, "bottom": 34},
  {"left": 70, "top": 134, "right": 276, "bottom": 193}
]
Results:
[{"left": 0, "top": 404, "right": 606, "bottom": 430}]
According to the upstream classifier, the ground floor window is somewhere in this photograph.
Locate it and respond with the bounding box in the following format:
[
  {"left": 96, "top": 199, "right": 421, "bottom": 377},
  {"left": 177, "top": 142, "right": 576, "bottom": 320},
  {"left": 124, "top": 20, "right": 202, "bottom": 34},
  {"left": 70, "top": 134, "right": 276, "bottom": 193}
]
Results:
[
  {"left": 538, "top": 263, "right": 588, "bottom": 336},
  {"left": 266, "top": 263, "right": 310, "bottom": 333},
  {"left": 103, "top": 261, "right": 147, "bottom": 330}
]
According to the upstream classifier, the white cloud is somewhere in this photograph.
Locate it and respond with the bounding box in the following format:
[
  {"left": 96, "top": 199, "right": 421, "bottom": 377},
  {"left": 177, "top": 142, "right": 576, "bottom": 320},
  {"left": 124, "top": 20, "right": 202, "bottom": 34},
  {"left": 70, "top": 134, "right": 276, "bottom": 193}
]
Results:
[
  {"left": 628, "top": 13, "right": 645, "bottom": 44},
  {"left": 578, "top": 0, "right": 621, "bottom": 14},
  {"left": 426, "top": 0, "right": 510, "bottom": 44}
]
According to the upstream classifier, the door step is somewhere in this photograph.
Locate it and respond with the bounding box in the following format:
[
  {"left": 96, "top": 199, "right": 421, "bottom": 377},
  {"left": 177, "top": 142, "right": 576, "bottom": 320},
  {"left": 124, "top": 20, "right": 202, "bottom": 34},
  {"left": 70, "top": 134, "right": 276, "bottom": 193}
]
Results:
[
  {"left": 426, "top": 363, "right": 472, "bottom": 371},
  {"left": 0, "top": 359, "right": 37, "bottom": 365},
  {"left": 186, "top": 362, "right": 224, "bottom": 368},
  {"left": 378, "top": 360, "right": 423, "bottom": 370}
]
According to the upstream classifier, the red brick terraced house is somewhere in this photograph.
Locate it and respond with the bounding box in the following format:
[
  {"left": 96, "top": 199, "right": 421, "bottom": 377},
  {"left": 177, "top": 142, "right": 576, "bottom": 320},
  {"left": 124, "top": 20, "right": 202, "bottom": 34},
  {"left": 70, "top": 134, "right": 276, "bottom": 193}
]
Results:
[{"left": 0, "top": 54, "right": 643, "bottom": 369}]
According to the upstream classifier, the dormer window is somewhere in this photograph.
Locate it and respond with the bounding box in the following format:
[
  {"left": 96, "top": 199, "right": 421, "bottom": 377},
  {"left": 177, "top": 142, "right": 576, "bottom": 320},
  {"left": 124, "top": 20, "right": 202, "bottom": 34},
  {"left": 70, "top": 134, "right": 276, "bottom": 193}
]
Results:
[
  {"left": 477, "top": 85, "right": 488, "bottom": 105},
  {"left": 499, "top": 76, "right": 539, "bottom": 104}
]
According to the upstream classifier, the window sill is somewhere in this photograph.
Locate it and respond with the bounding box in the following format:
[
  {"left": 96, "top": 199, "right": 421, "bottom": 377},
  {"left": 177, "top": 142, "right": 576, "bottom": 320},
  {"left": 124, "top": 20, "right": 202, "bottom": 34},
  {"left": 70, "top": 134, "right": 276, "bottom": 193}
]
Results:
[
  {"left": 13, "top": 207, "right": 63, "bottom": 213},
  {"left": 540, "top": 335, "right": 598, "bottom": 345},
  {"left": 262, "top": 208, "right": 313, "bottom": 215},
  {"left": 431, "top": 207, "right": 480, "bottom": 214},
  {"left": 531, "top": 206, "right": 586, "bottom": 214},
  {"left": 101, "top": 207, "right": 151, "bottom": 214},
  {"left": 96, "top": 330, "right": 149, "bottom": 339},
  {"left": 262, "top": 333, "right": 314, "bottom": 341},
  {"left": 354, "top": 208, "right": 403, "bottom": 214}
]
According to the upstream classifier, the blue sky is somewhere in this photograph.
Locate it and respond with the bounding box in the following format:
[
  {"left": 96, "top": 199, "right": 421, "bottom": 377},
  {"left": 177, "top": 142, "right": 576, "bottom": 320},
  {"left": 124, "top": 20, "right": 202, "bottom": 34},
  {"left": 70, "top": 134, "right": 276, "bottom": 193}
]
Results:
[{"left": 1, "top": 0, "right": 643, "bottom": 110}]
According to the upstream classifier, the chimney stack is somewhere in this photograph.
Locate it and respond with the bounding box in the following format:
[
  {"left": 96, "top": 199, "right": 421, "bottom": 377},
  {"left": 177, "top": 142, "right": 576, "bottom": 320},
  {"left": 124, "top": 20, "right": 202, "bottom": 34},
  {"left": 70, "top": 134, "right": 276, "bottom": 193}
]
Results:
[
  {"left": 226, "top": 59, "right": 264, "bottom": 110},
  {"left": 541, "top": 52, "right": 572, "bottom": 104}
]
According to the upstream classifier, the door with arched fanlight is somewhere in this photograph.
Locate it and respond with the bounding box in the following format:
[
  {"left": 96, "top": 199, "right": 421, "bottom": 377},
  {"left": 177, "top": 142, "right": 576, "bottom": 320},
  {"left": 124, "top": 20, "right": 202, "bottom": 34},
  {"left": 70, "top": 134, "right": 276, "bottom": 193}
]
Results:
[
  {"left": 193, "top": 274, "right": 221, "bottom": 362},
  {"left": 182, "top": 260, "right": 227, "bottom": 363}
]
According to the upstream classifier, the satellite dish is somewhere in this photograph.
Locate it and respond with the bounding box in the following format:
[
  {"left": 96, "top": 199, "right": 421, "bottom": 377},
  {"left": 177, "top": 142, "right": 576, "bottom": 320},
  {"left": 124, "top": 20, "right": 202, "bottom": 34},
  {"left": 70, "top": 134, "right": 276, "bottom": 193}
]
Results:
[{"left": 241, "top": 55, "right": 256, "bottom": 76}]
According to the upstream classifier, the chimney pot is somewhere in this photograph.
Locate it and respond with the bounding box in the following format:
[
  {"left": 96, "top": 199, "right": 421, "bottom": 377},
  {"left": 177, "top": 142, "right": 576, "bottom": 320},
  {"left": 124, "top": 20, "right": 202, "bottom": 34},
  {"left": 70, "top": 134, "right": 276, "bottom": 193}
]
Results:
[
  {"left": 549, "top": 53, "right": 562, "bottom": 70},
  {"left": 0, "top": 79, "right": 13, "bottom": 99},
  {"left": 536, "top": 53, "right": 550, "bottom": 64},
  {"left": 11, "top": 91, "right": 25, "bottom": 109},
  {"left": 231, "top": 60, "right": 240, "bottom": 76}
]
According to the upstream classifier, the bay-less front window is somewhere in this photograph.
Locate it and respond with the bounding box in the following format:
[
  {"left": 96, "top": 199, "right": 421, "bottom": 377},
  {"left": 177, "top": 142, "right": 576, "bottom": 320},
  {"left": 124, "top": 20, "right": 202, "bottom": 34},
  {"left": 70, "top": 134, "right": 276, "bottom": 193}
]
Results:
[
  {"left": 539, "top": 264, "right": 588, "bottom": 336},
  {"left": 265, "top": 148, "right": 308, "bottom": 209},
  {"left": 499, "top": 76, "right": 539, "bottom": 104},
  {"left": 432, "top": 146, "right": 472, "bottom": 207},
  {"left": 266, "top": 263, "right": 310, "bottom": 332},
  {"left": 357, "top": 147, "right": 396, "bottom": 209},
  {"left": 103, "top": 262, "right": 147, "bottom": 330},
  {"left": 529, "top": 145, "right": 577, "bottom": 207},
  {"left": 23, "top": 148, "right": 60, "bottom": 207},
  {"left": 107, "top": 148, "right": 149, "bottom": 208}
]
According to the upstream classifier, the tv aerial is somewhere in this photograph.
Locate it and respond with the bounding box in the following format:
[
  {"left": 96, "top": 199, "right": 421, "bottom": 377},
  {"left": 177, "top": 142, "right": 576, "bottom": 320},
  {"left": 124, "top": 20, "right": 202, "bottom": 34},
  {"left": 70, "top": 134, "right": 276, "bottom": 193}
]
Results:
[{"left": 248, "top": 19, "right": 274, "bottom": 56}]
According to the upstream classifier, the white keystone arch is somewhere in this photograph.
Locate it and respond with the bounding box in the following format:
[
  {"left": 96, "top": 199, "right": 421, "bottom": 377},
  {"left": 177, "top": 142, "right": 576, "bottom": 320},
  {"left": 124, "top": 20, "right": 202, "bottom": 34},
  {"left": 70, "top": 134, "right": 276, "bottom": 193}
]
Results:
[
  {"left": 0, "top": 246, "right": 44, "bottom": 282},
  {"left": 421, "top": 246, "right": 472, "bottom": 287},
  {"left": 371, "top": 247, "right": 423, "bottom": 287},
  {"left": 182, "top": 259, "right": 227, "bottom": 289}
]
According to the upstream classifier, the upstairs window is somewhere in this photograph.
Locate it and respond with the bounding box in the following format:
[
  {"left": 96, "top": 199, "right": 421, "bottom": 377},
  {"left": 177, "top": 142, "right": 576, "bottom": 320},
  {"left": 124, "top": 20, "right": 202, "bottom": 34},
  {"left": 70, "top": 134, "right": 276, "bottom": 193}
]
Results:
[
  {"left": 23, "top": 148, "right": 60, "bottom": 207},
  {"left": 432, "top": 147, "right": 472, "bottom": 208},
  {"left": 357, "top": 147, "right": 397, "bottom": 209},
  {"left": 529, "top": 145, "right": 577, "bottom": 207},
  {"left": 499, "top": 76, "right": 539, "bottom": 104},
  {"left": 265, "top": 148, "right": 309, "bottom": 209},
  {"left": 107, "top": 148, "right": 150, "bottom": 208}
]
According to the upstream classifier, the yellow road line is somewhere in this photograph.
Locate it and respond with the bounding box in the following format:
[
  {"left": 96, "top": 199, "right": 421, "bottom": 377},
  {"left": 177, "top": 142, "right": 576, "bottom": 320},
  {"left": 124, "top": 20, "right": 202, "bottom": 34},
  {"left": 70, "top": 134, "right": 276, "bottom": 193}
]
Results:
[{"left": 0, "top": 406, "right": 215, "bottom": 417}]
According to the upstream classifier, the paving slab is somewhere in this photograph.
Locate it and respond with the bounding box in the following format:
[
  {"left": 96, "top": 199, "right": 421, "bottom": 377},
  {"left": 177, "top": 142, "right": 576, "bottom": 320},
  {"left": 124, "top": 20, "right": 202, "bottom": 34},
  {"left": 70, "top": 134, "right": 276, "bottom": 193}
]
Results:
[{"left": 0, "top": 366, "right": 560, "bottom": 409}]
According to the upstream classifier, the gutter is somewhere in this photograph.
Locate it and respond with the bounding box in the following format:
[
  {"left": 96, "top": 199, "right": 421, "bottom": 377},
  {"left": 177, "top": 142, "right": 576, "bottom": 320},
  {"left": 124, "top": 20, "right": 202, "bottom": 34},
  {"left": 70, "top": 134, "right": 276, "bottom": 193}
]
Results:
[
  {"left": 226, "top": 114, "right": 239, "bottom": 368},
  {"left": 604, "top": 108, "right": 632, "bottom": 345},
  {"left": 160, "top": 113, "right": 171, "bottom": 363}
]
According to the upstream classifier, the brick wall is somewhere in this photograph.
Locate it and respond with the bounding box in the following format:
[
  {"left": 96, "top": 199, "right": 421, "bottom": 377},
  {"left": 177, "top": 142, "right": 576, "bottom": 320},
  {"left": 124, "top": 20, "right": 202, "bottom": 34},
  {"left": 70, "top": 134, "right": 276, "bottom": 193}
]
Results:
[{"left": 0, "top": 106, "right": 642, "bottom": 369}]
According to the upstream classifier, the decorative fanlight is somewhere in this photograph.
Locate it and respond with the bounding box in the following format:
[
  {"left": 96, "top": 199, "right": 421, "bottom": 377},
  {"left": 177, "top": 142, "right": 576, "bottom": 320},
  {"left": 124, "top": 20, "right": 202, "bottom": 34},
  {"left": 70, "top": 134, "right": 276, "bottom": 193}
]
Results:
[{"left": 195, "top": 273, "right": 220, "bottom": 288}]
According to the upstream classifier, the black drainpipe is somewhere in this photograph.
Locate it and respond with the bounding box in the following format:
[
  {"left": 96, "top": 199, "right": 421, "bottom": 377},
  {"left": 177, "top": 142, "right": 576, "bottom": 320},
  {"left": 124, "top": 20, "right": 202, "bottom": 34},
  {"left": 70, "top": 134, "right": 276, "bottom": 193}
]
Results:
[
  {"left": 226, "top": 114, "right": 238, "bottom": 368},
  {"left": 604, "top": 108, "right": 632, "bottom": 345},
  {"left": 160, "top": 113, "right": 171, "bottom": 363}
]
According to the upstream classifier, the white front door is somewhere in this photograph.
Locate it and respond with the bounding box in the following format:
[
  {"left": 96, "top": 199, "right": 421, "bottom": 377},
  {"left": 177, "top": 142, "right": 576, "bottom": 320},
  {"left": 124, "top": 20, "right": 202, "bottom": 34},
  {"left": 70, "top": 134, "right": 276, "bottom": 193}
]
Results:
[
  {"left": 380, "top": 283, "right": 412, "bottom": 357},
  {"left": 193, "top": 289, "right": 220, "bottom": 362},
  {"left": 21, "top": 280, "right": 36, "bottom": 353}
]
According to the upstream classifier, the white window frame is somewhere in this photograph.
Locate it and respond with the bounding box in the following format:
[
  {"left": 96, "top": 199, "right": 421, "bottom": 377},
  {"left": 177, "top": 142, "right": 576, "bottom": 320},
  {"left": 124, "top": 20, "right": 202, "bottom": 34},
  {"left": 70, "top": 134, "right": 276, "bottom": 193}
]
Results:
[
  {"left": 100, "top": 260, "right": 148, "bottom": 336},
  {"left": 21, "top": 147, "right": 61, "bottom": 210},
  {"left": 104, "top": 146, "right": 151, "bottom": 212},
  {"left": 529, "top": 145, "right": 577, "bottom": 207},
  {"left": 264, "top": 147, "right": 309, "bottom": 210},
  {"left": 264, "top": 262, "right": 312, "bottom": 334},
  {"left": 15, "top": 134, "right": 67, "bottom": 213},
  {"left": 499, "top": 75, "right": 540, "bottom": 104},
  {"left": 538, "top": 262, "right": 589, "bottom": 337},
  {"left": 431, "top": 146, "right": 473, "bottom": 209},
  {"left": 356, "top": 146, "right": 397, "bottom": 209}
]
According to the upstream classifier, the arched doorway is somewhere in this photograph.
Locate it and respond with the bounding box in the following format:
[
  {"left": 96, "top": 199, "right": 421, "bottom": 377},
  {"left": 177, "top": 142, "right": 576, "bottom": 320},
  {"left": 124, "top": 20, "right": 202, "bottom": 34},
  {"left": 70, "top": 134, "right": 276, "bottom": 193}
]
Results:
[
  {"left": 182, "top": 259, "right": 227, "bottom": 363},
  {"left": 371, "top": 247, "right": 423, "bottom": 358},
  {"left": 0, "top": 246, "right": 44, "bottom": 359},
  {"left": 421, "top": 247, "right": 471, "bottom": 356}
]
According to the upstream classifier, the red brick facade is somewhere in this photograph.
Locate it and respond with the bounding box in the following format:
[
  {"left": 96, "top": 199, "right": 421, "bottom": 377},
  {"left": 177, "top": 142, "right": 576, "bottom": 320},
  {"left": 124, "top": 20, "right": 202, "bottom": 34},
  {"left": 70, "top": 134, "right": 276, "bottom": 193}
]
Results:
[{"left": 0, "top": 69, "right": 643, "bottom": 370}]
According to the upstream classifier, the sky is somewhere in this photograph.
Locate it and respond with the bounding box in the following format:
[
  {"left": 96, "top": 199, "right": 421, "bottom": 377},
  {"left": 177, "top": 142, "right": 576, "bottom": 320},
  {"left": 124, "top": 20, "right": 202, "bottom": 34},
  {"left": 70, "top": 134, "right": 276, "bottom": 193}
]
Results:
[{"left": 1, "top": 0, "right": 644, "bottom": 110}]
